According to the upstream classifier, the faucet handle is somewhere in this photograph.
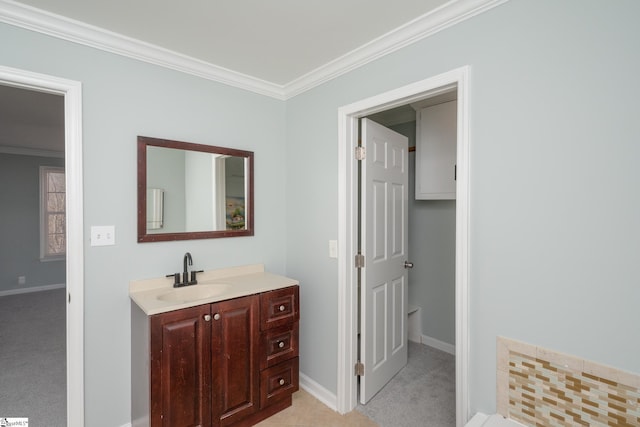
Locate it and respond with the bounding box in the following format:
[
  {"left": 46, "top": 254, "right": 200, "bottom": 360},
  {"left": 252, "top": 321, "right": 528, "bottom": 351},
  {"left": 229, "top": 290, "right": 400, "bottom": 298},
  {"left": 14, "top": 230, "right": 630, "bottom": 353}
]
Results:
[
  {"left": 166, "top": 273, "right": 180, "bottom": 287},
  {"left": 190, "top": 270, "right": 204, "bottom": 285}
]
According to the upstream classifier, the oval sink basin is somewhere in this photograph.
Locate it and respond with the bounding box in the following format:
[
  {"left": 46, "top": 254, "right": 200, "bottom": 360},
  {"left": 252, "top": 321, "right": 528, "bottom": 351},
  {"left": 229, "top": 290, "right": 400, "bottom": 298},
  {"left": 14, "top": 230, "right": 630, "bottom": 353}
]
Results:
[{"left": 157, "top": 284, "right": 231, "bottom": 303}]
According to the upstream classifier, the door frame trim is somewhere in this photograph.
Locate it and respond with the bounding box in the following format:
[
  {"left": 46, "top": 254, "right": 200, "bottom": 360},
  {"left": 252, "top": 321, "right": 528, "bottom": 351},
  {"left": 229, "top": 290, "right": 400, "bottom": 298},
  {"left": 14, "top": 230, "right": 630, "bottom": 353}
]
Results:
[
  {"left": 0, "top": 65, "right": 84, "bottom": 427},
  {"left": 337, "top": 66, "right": 470, "bottom": 426}
]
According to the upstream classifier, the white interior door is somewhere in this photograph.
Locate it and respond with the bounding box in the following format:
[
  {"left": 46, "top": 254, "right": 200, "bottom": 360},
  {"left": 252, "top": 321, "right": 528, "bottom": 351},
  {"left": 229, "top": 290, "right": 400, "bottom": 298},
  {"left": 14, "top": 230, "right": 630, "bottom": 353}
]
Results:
[{"left": 360, "top": 118, "right": 409, "bottom": 404}]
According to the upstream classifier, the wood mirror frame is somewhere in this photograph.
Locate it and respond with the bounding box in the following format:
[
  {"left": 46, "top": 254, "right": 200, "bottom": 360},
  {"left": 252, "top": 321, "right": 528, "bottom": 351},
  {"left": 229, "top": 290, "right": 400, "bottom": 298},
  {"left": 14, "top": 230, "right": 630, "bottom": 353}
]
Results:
[{"left": 137, "top": 136, "right": 254, "bottom": 242}]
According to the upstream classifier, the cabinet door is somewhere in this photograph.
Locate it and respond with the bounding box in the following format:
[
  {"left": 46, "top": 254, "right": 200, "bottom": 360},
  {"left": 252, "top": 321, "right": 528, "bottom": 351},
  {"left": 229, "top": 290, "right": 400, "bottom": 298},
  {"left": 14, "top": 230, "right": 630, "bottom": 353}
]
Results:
[
  {"left": 415, "top": 100, "right": 457, "bottom": 200},
  {"left": 150, "top": 305, "right": 212, "bottom": 427},
  {"left": 211, "top": 295, "right": 260, "bottom": 427}
]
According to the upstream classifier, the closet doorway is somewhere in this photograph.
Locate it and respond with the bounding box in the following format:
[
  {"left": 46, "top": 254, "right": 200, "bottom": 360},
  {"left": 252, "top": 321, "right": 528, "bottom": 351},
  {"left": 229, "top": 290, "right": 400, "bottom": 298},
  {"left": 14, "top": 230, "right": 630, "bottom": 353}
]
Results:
[
  {"left": 0, "top": 66, "right": 84, "bottom": 427},
  {"left": 337, "top": 66, "right": 470, "bottom": 427}
]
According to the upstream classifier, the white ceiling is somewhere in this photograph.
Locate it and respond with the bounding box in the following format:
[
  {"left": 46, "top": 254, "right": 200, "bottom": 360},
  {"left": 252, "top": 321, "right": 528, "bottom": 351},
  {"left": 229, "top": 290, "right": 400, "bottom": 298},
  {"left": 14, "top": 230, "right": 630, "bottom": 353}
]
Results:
[
  {"left": 10, "top": 0, "right": 449, "bottom": 85},
  {"left": 0, "top": 84, "right": 65, "bottom": 154}
]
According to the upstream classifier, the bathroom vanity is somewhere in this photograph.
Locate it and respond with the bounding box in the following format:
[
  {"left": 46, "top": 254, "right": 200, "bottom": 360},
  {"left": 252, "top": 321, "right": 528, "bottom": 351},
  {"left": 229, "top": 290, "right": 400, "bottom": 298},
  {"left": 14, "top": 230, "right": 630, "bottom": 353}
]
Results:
[{"left": 130, "top": 264, "right": 299, "bottom": 427}]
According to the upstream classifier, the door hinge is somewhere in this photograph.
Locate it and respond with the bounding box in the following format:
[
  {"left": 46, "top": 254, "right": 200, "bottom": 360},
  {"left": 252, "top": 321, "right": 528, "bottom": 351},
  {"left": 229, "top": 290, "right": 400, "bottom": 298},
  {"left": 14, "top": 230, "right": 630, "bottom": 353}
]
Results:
[
  {"left": 355, "top": 253, "right": 365, "bottom": 269},
  {"left": 355, "top": 361, "right": 365, "bottom": 376},
  {"left": 355, "top": 146, "right": 366, "bottom": 160}
]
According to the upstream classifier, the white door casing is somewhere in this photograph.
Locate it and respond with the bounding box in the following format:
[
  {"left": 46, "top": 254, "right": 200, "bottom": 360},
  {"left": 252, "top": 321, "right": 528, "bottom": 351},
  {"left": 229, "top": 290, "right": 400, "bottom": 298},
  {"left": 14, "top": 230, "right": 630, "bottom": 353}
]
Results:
[
  {"left": 338, "top": 66, "right": 470, "bottom": 427},
  {"left": 360, "top": 119, "right": 409, "bottom": 403},
  {"left": 0, "top": 65, "right": 84, "bottom": 427}
]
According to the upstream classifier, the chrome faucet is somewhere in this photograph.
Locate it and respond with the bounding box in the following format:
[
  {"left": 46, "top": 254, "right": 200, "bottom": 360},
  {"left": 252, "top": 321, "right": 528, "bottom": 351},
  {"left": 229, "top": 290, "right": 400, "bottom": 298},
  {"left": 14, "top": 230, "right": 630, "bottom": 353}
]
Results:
[{"left": 166, "top": 252, "right": 202, "bottom": 287}]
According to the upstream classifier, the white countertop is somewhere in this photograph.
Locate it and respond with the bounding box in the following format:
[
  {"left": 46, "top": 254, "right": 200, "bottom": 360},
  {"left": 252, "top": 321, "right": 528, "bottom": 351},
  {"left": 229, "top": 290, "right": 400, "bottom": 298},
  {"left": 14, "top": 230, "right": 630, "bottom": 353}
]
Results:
[{"left": 130, "top": 264, "right": 299, "bottom": 315}]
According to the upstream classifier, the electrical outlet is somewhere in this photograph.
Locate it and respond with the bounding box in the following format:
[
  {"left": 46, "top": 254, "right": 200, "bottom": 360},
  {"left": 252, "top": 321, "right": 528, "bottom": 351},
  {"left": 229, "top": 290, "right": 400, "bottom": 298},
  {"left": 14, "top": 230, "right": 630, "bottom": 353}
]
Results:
[
  {"left": 91, "top": 225, "right": 116, "bottom": 246},
  {"left": 18, "top": 275, "right": 26, "bottom": 285}
]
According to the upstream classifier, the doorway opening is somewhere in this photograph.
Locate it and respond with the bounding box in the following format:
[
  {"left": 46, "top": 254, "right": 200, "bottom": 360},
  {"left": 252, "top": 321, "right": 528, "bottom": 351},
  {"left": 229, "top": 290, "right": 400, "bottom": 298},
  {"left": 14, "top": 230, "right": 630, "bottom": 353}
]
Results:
[
  {"left": 337, "top": 66, "right": 470, "bottom": 427},
  {"left": 0, "top": 65, "right": 84, "bottom": 426}
]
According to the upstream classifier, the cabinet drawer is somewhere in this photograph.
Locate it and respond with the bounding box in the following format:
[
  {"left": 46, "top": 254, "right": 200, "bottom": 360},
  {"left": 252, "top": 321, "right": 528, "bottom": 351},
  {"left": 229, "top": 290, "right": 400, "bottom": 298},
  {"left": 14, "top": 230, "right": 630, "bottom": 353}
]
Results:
[
  {"left": 261, "top": 323, "right": 299, "bottom": 369},
  {"left": 260, "top": 357, "right": 299, "bottom": 408},
  {"left": 260, "top": 286, "right": 299, "bottom": 330}
]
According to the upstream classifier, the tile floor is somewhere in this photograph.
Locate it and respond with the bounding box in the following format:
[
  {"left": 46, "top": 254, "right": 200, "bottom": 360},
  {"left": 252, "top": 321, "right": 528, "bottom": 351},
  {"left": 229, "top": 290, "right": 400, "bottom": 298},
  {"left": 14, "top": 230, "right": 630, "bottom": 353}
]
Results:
[{"left": 255, "top": 389, "right": 379, "bottom": 427}]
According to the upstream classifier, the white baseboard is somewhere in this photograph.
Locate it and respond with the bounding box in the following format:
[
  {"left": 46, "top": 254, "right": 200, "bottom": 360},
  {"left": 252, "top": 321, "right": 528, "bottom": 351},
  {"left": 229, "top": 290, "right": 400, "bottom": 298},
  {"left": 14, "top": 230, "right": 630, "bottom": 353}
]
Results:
[
  {"left": 421, "top": 334, "right": 456, "bottom": 355},
  {"left": 129, "top": 416, "right": 148, "bottom": 427},
  {"left": 121, "top": 373, "right": 337, "bottom": 427},
  {"left": 123, "top": 373, "right": 339, "bottom": 427},
  {"left": 299, "top": 372, "right": 337, "bottom": 412},
  {"left": 0, "top": 283, "right": 65, "bottom": 297}
]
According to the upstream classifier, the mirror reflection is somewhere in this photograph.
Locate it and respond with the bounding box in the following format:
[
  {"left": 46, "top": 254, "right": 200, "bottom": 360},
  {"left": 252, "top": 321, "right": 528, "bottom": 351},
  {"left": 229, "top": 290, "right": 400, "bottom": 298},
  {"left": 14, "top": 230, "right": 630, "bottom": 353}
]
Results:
[{"left": 138, "top": 136, "right": 254, "bottom": 242}]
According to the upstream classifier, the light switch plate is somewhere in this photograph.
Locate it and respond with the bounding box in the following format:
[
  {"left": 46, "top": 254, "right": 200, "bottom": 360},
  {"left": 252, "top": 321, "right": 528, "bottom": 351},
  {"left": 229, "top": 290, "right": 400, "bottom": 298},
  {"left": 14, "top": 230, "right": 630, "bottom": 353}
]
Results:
[
  {"left": 91, "top": 225, "right": 115, "bottom": 246},
  {"left": 329, "top": 240, "right": 338, "bottom": 258}
]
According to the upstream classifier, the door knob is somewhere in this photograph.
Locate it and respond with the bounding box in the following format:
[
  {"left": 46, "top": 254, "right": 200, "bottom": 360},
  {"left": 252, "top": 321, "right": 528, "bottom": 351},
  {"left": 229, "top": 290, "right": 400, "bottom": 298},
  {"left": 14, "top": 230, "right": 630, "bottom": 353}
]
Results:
[
  {"left": 404, "top": 261, "right": 414, "bottom": 269},
  {"left": 213, "top": 313, "right": 221, "bottom": 320},
  {"left": 203, "top": 314, "right": 211, "bottom": 321}
]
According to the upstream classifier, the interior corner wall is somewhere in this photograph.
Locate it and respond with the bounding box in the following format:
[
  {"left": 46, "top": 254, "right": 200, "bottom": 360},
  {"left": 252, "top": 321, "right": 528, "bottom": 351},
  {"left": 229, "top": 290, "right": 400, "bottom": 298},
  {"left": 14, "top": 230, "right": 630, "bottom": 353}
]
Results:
[
  {"left": 0, "top": 22, "right": 287, "bottom": 427},
  {"left": 0, "top": 153, "right": 66, "bottom": 292},
  {"left": 285, "top": 0, "right": 640, "bottom": 415}
]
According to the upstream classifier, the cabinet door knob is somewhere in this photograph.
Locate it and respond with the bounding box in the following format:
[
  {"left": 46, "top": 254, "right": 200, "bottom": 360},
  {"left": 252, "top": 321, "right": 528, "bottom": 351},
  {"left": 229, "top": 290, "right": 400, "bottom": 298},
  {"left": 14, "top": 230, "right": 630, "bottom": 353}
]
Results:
[
  {"left": 278, "top": 341, "right": 285, "bottom": 348},
  {"left": 213, "top": 313, "right": 221, "bottom": 321},
  {"left": 203, "top": 314, "right": 212, "bottom": 321},
  {"left": 279, "top": 378, "right": 285, "bottom": 386},
  {"left": 279, "top": 305, "right": 285, "bottom": 312}
]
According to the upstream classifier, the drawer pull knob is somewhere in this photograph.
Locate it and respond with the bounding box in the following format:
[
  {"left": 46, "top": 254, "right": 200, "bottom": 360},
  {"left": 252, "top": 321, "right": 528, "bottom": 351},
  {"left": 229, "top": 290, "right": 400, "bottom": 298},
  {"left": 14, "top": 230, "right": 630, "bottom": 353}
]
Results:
[
  {"left": 204, "top": 314, "right": 211, "bottom": 322},
  {"left": 279, "top": 378, "right": 285, "bottom": 386},
  {"left": 279, "top": 305, "right": 285, "bottom": 312},
  {"left": 278, "top": 341, "right": 285, "bottom": 348},
  {"left": 213, "top": 313, "right": 221, "bottom": 321}
]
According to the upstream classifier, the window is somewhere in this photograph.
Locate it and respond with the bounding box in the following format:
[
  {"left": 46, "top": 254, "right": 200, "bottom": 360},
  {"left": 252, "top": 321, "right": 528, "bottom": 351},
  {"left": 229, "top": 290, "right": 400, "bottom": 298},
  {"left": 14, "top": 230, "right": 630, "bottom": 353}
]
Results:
[{"left": 40, "top": 166, "right": 66, "bottom": 260}]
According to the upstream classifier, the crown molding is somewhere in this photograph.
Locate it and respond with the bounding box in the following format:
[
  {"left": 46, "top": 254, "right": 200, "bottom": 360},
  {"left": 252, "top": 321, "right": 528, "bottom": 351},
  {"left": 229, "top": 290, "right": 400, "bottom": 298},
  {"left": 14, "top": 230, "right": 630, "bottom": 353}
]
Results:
[
  {"left": 282, "top": 0, "right": 509, "bottom": 99},
  {"left": 0, "top": 0, "right": 286, "bottom": 100},
  {"left": 0, "top": 0, "right": 508, "bottom": 101}
]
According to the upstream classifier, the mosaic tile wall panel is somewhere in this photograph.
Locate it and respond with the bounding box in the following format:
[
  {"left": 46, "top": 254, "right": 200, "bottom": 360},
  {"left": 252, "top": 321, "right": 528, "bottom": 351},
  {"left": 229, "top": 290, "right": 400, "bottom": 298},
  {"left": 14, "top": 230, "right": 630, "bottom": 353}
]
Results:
[{"left": 497, "top": 337, "right": 640, "bottom": 427}]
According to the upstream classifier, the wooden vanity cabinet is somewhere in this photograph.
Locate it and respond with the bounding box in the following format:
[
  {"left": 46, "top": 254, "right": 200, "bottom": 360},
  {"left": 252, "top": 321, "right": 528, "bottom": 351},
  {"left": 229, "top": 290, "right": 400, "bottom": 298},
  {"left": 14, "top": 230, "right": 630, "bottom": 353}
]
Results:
[{"left": 137, "top": 285, "right": 299, "bottom": 427}]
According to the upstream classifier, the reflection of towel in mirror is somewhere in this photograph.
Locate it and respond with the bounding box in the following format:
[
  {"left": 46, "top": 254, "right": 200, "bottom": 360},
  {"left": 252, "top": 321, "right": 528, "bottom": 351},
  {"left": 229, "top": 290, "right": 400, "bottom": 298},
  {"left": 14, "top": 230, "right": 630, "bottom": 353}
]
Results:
[{"left": 147, "top": 188, "right": 164, "bottom": 229}]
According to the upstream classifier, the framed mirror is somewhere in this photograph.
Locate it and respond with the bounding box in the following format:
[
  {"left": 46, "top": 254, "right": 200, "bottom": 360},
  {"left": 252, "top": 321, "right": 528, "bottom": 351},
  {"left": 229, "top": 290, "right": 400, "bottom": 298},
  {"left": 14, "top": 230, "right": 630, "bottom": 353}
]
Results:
[{"left": 137, "top": 136, "right": 254, "bottom": 242}]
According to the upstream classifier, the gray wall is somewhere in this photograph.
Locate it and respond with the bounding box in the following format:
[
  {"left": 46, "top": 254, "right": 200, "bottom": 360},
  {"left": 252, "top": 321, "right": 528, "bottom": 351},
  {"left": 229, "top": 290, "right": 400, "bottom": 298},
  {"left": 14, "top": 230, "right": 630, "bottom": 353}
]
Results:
[
  {"left": 285, "top": 0, "right": 640, "bottom": 415},
  {"left": 0, "top": 153, "right": 66, "bottom": 292},
  {"left": 389, "top": 121, "right": 456, "bottom": 346},
  {"left": 2, "top": 0, "right": 640, "bottom": 423},
  {"left": 1, "top": 22, "right": 287, "bottom": 427}
]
